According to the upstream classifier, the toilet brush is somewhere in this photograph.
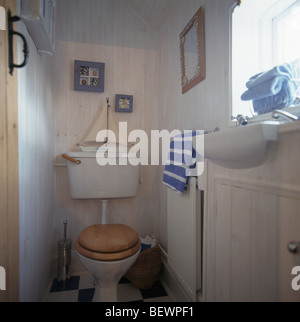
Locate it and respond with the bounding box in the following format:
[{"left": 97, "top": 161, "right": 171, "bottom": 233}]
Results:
[{"left": 57, "top": 220, "right": 72, "bottom": 282}]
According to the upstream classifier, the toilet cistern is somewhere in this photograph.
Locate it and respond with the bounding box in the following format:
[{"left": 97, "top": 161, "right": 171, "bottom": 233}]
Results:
[{"left": 63, "top": 151, "right": 140, "bottom": 199}]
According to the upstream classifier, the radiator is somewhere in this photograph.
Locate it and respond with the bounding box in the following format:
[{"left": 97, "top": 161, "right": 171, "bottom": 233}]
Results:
[{"left": 167, "top": 177, "right": 202, "bottom": 301}]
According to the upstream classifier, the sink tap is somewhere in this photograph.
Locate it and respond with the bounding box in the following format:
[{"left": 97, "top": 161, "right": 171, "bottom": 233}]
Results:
[
  {"left": 272, "top": 110, "right": 299, "bottom": 123},
  {"left": 204, "top": 127, "right": 220, "bottom": 135},
  {"left": 232, "top": 114, "right": 249, "bottom": 126}
]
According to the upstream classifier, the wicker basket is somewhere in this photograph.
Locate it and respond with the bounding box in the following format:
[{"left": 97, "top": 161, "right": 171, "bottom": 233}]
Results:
[{"left": 124, "top": 246, "right": 162, "bottom": 290}]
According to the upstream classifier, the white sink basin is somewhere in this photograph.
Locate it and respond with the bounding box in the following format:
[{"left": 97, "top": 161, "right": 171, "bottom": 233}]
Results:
[{"left": 204, "top": 121, "right": 280, "bottom": 169}]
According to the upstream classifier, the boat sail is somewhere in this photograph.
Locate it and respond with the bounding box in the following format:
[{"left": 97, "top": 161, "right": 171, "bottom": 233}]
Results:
[{"left": 77, "top": 98, "right": 127, "bottom": 152}]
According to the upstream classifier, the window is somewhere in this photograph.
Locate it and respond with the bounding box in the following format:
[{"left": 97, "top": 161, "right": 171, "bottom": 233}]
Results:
[
  {"left": 232, "top": 0, "right": 300, "bottom": 120},
  {"left": 273, "top": 2, "right": 300, "bottom": 64}
]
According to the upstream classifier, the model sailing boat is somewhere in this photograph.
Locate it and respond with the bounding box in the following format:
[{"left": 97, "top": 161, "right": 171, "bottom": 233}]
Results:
[{"left": 77, "top": 98, "right": 128, "bottom": 152}]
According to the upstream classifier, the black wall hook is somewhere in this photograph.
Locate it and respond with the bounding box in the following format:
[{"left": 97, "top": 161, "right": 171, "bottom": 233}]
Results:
[{"left": 8, "top": 9, "right": 29, "bottom": 76}]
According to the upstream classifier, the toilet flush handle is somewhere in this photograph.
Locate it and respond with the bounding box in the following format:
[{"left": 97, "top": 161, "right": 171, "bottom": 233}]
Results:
[{"left": 62, "top": 154, "right": 81, "bottom": 165}]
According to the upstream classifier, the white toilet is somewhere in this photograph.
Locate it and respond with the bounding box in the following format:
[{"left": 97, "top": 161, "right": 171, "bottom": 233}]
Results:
[{"left": 63, "top": 149, "right": 141, "bottom": 302}]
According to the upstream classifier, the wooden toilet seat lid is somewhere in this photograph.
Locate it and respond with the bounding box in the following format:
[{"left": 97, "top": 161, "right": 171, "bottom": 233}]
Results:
[
  {"left": 77, "top": 224, "right": 139, "bottom": 253},
  {"left": 76, "top": 239, "right": 141, "bottom": 261}
]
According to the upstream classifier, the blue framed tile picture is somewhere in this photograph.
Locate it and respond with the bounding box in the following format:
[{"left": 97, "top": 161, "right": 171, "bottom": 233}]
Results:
[
  {"left": 115, "top": 94, "right": 133, "bottom": 113},
  {"left": 74, "top": 60, "right": 105, "bottom": 92}
]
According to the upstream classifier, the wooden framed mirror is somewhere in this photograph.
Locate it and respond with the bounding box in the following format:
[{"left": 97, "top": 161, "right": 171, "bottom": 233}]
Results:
[{"left": 180, "top": 7, "right": 206, "bottom": 94}]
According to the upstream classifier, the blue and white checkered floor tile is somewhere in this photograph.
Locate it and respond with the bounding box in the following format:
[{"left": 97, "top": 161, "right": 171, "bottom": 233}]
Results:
[{"left": 45, "top": 273, "right": 172, "bottom": 302}]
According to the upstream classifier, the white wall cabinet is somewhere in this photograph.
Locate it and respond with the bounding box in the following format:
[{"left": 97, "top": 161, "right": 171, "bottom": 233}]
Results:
[
  {"left": 21, "top": 0, "right": 56, "bottom": 55},
  {"left": 204, "top": 127, "right": 300, "bottom": 302}
]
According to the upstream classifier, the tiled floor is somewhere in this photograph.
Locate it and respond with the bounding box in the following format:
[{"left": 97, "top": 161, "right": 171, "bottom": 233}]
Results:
[{"left": 45, "top": 273, "right": 172, "bottom": 302}]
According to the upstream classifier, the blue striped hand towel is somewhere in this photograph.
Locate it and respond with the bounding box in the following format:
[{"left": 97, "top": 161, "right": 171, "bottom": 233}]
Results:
[{"left": 163, "top": 131, "right": 201, "bottom": 194}]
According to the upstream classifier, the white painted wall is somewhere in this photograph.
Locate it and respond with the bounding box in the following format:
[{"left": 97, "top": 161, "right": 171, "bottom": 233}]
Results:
[{"left": 18, "top": 11, "right": 55, "bottom": 301}]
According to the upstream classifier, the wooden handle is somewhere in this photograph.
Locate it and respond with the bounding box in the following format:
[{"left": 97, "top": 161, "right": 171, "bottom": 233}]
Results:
[{"left": 62, "top": 154, "right": 81, "bottom": 165}]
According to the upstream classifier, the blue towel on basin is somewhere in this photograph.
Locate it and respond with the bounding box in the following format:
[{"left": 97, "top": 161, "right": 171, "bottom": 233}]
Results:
[
  {"left": 252, "top": 80, "right": 297, "bottom": 114},
  {"left": 241, "top": 76, "right": 290, "bottom": 101},
  {"left": 244, "top": 64, "right": 293, "bottom": 90},
  {"left": 241, "top": 63, "right": 298, "bottom": 114},
  {"left": 163, "top": 131, "right": 202, "bottom": 194}
]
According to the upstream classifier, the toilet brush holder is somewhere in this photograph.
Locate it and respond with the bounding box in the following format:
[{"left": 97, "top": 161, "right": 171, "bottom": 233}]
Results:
[{"left": 57, "top": 220, "right": 72, "bottom": 282}]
